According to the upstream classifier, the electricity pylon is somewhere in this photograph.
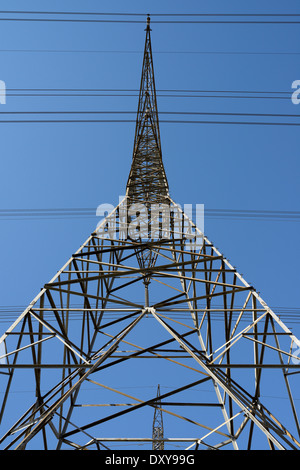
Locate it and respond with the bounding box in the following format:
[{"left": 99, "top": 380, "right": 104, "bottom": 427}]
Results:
[
  {"left": 152, "top": 385, "right": 164, "bottom": 450},
  {"left": 0, "top": 16, "right": 300, "bottom": 451}
]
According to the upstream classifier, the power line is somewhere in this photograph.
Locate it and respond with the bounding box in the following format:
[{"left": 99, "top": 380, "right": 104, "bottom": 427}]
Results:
[
  {"left": 0, "top": 304, "right": 299, "bottom": 324},
  {"left": 1, "top": 208, "right": 299, "bottom": 221},
  {"left": 1, "top": 11, "right": 300, "bottom": 17},
  {"left": 0, "top": 17, "right": 299, "bottom": 24},
  {"left": 4, "top": 91, "right": 292, "bottom": 101},
  {"left": 0, "top": 49, "right": 299, "bottom": 55},
  {"left": 5, "top": 88, "right": 292, "bottom": 94},
  {"left": 0, "top": 110, "right": 298, "bottom": 119},
  {"left": 0, "top": 118, "right": 298, "bottom": 126}
]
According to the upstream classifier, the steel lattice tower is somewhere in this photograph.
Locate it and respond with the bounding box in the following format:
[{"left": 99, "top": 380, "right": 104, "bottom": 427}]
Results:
[{"left": 1, "top": 16, "right": 300, "bottom": 451}]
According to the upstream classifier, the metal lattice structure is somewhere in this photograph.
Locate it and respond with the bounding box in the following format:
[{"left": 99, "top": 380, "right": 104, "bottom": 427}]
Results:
[
  {"left": 152, "top": 385, "right": 164, "bottom": 450},
  {"left": 0, "top": 16, "right": 300, "bottom": 450}
]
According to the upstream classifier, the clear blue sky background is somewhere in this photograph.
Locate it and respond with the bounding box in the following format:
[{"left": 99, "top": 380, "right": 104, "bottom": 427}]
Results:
[{"left": 0, "top": 1, "right": 299, "bottom": 337}]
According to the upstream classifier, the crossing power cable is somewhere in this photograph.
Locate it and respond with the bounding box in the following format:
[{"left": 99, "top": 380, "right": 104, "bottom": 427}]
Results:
[
  {"left": 0, "top": 49, "right": 299, "bottom": 55},
  {"left": 2, "top": 88, "right": 294, "bottom": 94},
  {"left": 0, "top": 304, "right": 299, "bottom": 324},
  {"left": 0, "top": 109, "right": 299, "bottom": 117},
  {"left": 1, "top": 12, "right": 300, "bottom": 16},
  {"left": 0, "top": 119, "right": 298, "bottom": 126},
  {"left": 3, "top": 89, "right": 294, "bottom": 101},
  {"left": 0, "top": 11, "right": 299, "bottom": 25},
  {"left": 0, "top": 208, "right": 299, "bottom": 222},
  {"left": 0, "top": 16, "right": 299, "bottom": 24},
  {"left": 0, "top": 110, "right": 298, "bottom": 119}
]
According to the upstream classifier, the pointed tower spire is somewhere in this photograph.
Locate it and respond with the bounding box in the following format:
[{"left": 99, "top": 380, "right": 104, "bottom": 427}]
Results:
[
  {"left": 126, "top": 15, "right": 169, "bottom": 205},
  {"left": 1, "top": 16, "right": 300, "bottom": 453}
]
